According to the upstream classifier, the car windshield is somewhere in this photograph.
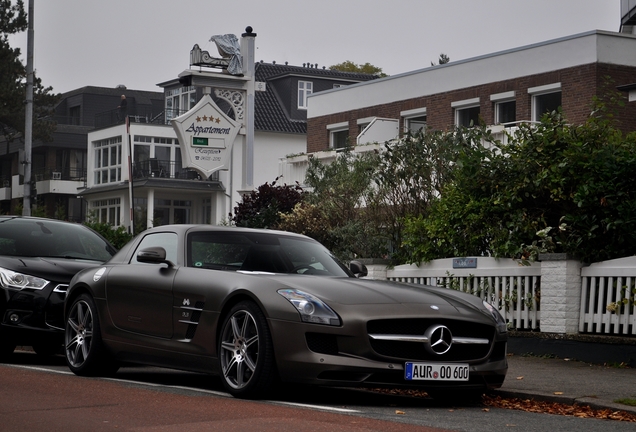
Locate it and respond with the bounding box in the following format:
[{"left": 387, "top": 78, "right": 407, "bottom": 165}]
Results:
[
  {"left": 188, "top": 231, "right": 351, "bottom": 277},
  {"left": 0, "top": 218, "right": 115, "bottom": 262}
]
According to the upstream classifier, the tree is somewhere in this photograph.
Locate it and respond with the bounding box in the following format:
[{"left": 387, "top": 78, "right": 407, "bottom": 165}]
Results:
[
  {"left": 402, "top": 94, "right": 636, "bottom": 264},
  {"left": 230, "top": 177, "right": 304, "bottom": 229},
  {"left": 0, "top": 0, "right": 59, "bottom": 146},
  {"left": 277, "top": 149, "right": 389, "bottom": 260},
  {"left": 431, "top": 53, "right": 450, "bottom": 67},
  {"left": 329, "top": 60, "right": 387, "bottom": 77}
]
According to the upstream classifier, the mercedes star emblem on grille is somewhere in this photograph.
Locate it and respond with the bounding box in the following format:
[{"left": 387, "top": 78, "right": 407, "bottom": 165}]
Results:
[{"left": 424, "top": 324, "right": 453, "bottom": 355}]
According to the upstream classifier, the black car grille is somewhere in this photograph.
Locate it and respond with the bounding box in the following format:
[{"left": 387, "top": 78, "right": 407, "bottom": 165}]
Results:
[{"left": 367, "top": 318, "right": 495, "bottom": 362}]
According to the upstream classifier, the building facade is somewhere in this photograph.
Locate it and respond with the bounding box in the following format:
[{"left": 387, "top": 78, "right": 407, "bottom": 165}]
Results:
[
  {"left": 299, "top": 31, "right": 636, "bottom": 159},
  {"left": 0, "top": 86, "right": 164, "bottom": 222},
  {"left": 70, "top": 62, "right": 374, "bottom": 230}
]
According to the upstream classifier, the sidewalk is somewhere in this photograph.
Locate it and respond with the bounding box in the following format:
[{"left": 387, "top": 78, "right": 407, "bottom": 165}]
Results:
[{"left": 492, "top": 353, "right": 636, "bottom": 414}]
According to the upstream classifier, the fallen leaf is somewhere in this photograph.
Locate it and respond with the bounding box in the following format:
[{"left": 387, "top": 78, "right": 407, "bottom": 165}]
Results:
[
  {"left": 395, "top": 410, "right": 405, "bottom": 415},
  {"left": 516, "top": 376, "right": 524, "bottom": 380},
  {"left": 482, "top": 408, "right": 490, "bottom": 412},
  {"left": 554, "top": 392, "right": 564, "bottom": 395}
]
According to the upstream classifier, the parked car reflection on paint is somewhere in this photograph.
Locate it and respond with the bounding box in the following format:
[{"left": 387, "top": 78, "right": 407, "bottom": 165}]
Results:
[{"left": 64, "top": 225, "right": 508, "bottom": 400}]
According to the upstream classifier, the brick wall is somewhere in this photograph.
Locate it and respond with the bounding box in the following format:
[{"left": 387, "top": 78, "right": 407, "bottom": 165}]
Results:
[{"left": 307, "top": 63, "right": 636, "bottom": 152}]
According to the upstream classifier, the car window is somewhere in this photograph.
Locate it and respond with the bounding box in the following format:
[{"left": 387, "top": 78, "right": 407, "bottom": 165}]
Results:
[
  {"left": 131, "top": 232, "right": 178, "bottom": 264},
  {"left": 0, "top": 218, "right": 114, "bottom": 261},
  {"left": 187, "top": 231, "right": 350, "bottom": 276}
]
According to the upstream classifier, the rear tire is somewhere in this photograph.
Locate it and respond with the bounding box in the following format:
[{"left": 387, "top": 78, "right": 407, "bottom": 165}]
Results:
[
  {"left": 218, "top": 301, "right": 277, "bottom": 398},
  {"left": 65, "top": 294, "right": 119, "bottom": 376}
]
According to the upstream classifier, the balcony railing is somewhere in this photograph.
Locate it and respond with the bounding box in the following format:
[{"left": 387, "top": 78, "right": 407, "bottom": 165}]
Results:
[
  {"left": 32, "top": 167, "right": 87, "bottom": 182},
  {"left": 131, "top": 159, "right": 219, "bottom": 181},
  {"left": 94, "top": 108, "right": 191, "bottom": 129}
]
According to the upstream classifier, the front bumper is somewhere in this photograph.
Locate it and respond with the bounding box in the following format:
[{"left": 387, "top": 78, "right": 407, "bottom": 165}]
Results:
[
  {"left": 268, "top": 318, "right": 508, "bottom": 390},
  {"left": 1, "top": 283, "right": 67, "bottom": 345}
]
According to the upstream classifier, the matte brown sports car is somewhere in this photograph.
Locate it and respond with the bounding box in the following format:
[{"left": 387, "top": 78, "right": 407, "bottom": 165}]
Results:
[{"left": 64, "top": 225, "right": 507, "bottom": 399}]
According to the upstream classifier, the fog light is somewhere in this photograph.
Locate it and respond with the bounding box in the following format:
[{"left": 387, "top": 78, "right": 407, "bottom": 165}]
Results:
[{"left": 9, "top": 313, "right": 20, "bottom": 323}]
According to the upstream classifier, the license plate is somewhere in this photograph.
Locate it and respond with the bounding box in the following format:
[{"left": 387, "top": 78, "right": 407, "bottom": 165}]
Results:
[{"left": 405, "top": 362, "right": 469, "bottom": 381}]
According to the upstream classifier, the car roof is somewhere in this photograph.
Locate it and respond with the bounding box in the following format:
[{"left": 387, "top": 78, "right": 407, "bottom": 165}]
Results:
[{"left": 143, "top": 224, "right": 312, "bottom": 240}]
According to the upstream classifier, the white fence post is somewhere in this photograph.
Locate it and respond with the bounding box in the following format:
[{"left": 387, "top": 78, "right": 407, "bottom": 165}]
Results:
[
  {"left": 359, "top": 258, "right": 390, "bottom": 280},
  {"left": 538, "top": 253, "right": 583, "bottom": 334}
]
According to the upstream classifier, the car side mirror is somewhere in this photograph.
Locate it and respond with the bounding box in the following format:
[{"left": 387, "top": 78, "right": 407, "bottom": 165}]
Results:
[
  {"left": 137, "top": 247, "right": 173, "bottom": 266},
  {"left": 349, "top": 260, "right": 368, "bottom": 278}
]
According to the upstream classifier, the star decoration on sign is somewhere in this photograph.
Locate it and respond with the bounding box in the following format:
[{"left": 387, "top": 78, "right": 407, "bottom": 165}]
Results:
[{"left": 195, "top": 115, "right": 222, "bottom": 123}]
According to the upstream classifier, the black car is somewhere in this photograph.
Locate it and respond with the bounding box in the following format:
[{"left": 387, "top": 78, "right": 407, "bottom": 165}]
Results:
[
  {"left": 64, "top": 224, "right": 507, "bottom": 399},
  {"left": 0, "top": 216, "right": 116, "bottom": 358}
]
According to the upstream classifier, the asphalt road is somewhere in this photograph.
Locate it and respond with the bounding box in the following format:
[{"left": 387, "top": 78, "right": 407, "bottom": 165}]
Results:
[{"left": 1, "top": 350, "right": 634, "bottom": 432}]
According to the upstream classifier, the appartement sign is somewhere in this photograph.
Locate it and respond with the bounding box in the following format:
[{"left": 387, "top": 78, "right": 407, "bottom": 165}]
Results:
[{"left": 171, "top": 94, "right": 241, "bottom": 178}]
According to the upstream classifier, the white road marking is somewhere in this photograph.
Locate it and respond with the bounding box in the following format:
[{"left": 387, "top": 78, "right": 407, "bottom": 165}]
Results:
[
  {"left": 4, "top": 364, "right": 363, "bottom": 414},
  {"left": 273, "top": 401, "right": 361, "bottom": 413}
]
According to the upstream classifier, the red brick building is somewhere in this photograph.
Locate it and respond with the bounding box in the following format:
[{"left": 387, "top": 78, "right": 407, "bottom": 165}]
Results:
[{"left": 303, "top": 31, "right": 636, "bottom": 154}]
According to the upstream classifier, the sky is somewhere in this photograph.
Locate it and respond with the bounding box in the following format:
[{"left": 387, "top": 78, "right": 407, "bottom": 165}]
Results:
[{"left": 8, "top": 0, "right": 623, "bottom": 94}]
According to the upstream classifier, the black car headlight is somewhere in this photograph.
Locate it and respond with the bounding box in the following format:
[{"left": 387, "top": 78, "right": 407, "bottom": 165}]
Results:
[
  {"left": 483, "top": 300, "right": 507, "bottom": 333},
  {"left": 278, "top": 289, "right": 341, "bottom": 326},
  {"left": 0, "top": 266, "right": 49, "bottom": 290}
]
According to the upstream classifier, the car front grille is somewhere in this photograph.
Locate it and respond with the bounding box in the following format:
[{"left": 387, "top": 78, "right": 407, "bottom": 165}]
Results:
[{"left": 367, "top": 318, "right": 495, "bottom": 362}]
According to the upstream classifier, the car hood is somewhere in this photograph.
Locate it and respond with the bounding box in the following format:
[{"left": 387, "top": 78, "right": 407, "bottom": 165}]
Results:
[
  {"left": 266, "top": 274, "right": 483, "bottom": 314},
  {"left": 0, "top": 256, "right": 104, "bottom": 283}
]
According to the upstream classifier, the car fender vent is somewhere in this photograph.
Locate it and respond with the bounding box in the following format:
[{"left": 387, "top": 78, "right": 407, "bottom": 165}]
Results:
[{"left": 179, "top": 301, "right": 205, "bottom": 340}]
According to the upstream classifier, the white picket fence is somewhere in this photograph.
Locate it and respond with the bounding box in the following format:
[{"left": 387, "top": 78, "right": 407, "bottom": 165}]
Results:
[
  {"left": 580, "top": 257, "right": 636, "bottom": 335},
  {"left": 378, "top": 256, "right": 636, "bottom": 336}
]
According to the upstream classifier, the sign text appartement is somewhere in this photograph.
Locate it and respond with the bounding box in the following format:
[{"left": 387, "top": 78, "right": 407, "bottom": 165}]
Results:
[{"left": 171, "top": 94, "right": 241, "bottom": 178}]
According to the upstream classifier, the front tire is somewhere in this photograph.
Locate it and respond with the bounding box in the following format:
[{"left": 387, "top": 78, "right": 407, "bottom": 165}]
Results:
[
  {"left": 218, "top": 301, "right": 276, "bottom": 398},
  {"left": 65, "top": 294, "right": 118, "bottom": 376}
]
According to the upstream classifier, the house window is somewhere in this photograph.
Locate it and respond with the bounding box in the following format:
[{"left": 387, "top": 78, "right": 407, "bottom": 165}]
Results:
[
  {"left": 92, "top": 198, "right": 121, "bottom": 226},
  {"left": 406, "top": 115, "right": 427, "bottom": 134},
  {"left": 327, "top": 121, "right": 349, "bottom": 150},
  {"left": 401, "top": 107, "right": 427, "bottom": 135},
  {"left": 154, "top": 199, "right": 192, "bottom": 226},
  {"left": 490, "top": 91, "right": 516, "bottom": 126},
  {"left": 529, "top": 83, "right": 562, "bottom": 122},
  {"left": 298, "top": 81, "right": 313, "bottom": 109},
  {"left": 166, "top": 86, "right": 196, "bottom": 122},
  {"left": 132, "top": 135, "right": 180, "bottom": 178},
  {"left": 452, "top": 98, "right": 480, "bottom": 127},
  {"left": 69, "top": 106, "right": 81, "bottom": 125},
  {"left": 93, "top": 136, "right": 122, "bottom": 185},
  {"left": 495, "top": 101, "right": 516, "bottom": 125},
  {"left": 357, "top": 117, "right": 373, "bottom": 135}
]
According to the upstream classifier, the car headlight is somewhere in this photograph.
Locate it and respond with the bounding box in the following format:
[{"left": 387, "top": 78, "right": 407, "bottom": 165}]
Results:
[
  {"left": 483, "top": 300, "right": 507, "bottom": 333},
  {"left": 0, "top": 267, "right": 49, "bottom": 290},
  {"left": 278, "top": 289, "right": 341, "bottom": 326}
]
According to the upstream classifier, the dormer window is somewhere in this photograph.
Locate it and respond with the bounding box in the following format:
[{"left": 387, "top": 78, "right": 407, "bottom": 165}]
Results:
[{"left": 298, "top": 81, "right": 313, "bottom": 109}]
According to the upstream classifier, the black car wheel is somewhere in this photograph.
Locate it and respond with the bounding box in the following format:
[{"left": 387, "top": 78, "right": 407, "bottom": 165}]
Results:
[
  {"left": 218, "top": 301, "right": 276, "bottom": 398},
  {"left": 65, "top": 294, "right": 118, "bottom": 376}
]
